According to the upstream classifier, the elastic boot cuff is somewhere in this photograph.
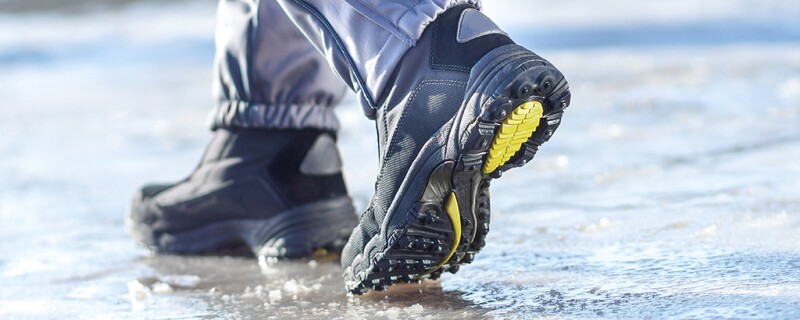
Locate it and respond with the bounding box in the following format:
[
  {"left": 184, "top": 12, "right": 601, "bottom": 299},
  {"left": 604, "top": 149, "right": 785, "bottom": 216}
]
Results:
[{"left": 210, "top": 100, "right": 340, "bottom": 131}]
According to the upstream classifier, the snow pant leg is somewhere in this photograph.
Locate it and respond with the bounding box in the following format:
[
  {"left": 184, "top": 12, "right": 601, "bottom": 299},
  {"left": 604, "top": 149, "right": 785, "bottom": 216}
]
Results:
[
  {"left": 210, "top": 0, "right": 349, "bottom": 131},
  {"left": 275, "top": 0, "right": 481, "bottom": 119}
]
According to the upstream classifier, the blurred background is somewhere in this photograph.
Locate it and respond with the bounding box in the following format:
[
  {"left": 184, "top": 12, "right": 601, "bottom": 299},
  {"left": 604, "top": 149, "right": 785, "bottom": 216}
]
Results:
[{"left": 1, "top": 0, "right": 799, "bottom": 318}]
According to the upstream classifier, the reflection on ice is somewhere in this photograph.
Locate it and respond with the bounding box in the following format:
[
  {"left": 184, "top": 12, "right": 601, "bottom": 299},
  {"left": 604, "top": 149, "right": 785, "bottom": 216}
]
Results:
[{"left": 158, "top": 274, "right": 201, "bottom": 288}]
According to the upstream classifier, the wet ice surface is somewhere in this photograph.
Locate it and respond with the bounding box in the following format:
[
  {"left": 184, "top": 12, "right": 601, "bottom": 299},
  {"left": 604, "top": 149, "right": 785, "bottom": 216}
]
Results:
[{"left": 2, "top": 0, "right": 800, "bottom": 319}]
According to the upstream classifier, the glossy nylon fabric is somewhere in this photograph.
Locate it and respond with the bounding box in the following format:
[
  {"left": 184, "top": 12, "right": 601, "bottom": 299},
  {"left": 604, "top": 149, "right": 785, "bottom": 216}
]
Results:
[
  {"left": 275, "top": 0, "right": 481, "bottom": 118},
  {"left": 210, "top": 0, "right": 348, "bottom": 131},
  {"left": 211, "top": 0, "right": 481, "bottom": 128}
]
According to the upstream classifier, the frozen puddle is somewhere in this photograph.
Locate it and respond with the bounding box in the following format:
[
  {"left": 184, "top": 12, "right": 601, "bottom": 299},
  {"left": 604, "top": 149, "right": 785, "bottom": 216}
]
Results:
[{"left": 1, "top": 0, "right": 800, "bottom": 318}]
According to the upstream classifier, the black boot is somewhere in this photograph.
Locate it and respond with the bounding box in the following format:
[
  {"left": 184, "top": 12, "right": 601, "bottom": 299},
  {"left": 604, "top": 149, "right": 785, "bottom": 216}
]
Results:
[
  {"left": 340, "top": 5, "right": 570, "bottom": 293},
  {"left": 127, "top": 128, "right": 358, "bottom": 258}
]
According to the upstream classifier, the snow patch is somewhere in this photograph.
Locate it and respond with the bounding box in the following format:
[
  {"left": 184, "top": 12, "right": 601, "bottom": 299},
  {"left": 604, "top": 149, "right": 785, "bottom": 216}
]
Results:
[{"left": 127, "top": 280, "right": 151, "bottom": 310}]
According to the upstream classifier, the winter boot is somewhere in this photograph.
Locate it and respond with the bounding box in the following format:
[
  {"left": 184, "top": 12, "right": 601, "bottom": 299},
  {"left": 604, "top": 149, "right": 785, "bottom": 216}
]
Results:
[
  {"left": 128, "top": 128, "right": 358, "bottom": 258},
  {"left": 341, "top": 4, "right": 571, "bottom": 293}
]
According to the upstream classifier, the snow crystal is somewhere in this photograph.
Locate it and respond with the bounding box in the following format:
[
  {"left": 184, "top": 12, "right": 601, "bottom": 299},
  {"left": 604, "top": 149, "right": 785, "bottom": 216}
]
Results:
[
  {"left": 405, "top": 304, "right": 424, "bottom": 314},
  {"left": 259, "top": 256, "right": 280, "bottom": 275},
  {"left": 151, "top": 282, "right": 173, "bottom": 294},
  {"left": 284, "top": 279, "right": 300, "bottom": 294},
  {"left": 208, "top": 287, "right": 222, "bottom": 298},
  {"left": 268, "top": 290, "right": 282, "bottom": 304},
  {"left": 127, "top": 280, "right": 151, "bottom": 309},
  {"left": 157, "top": 275, "right": 200, "bottom": 288},
  {"left": 376, "top": 307, "right": 402, "bottom": 319},
  {"left": 241, "top": 286, "right": 256, "bottom": 299},
  {"left": 283, "top": 279, "right": 321, "bottom": 295}
]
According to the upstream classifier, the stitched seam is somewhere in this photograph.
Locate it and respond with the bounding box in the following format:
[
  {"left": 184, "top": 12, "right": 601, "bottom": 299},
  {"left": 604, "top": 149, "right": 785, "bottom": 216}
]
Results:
[
  {"left": 374, "top": 30, "right": 395, "bottom": 90},
  {"left": 395, "top": 0, "right": 426, "bottom": 25},
  {"left": 216, "top": 100, "right": 334, "bottom": 109},
  {"left": 212, "top": 101, "right": 338, "bottom": 128},
  {"left": 345, "top": 0, "right": 415, "bottom": 45},
  {"left": 429, "top": 17, "right": 472, "bottom": 73},
  {"left": 455, "top": 8, "right": 469, "bottom": 41},
  {"left": 381, "top": 102, "right": 389, "bottom": 152},
  {"left": 393, "top": 0, "right": 426, "bottom": 42},
  {"left": 375, "top": 79, "right": 466, "bottom": 212}
]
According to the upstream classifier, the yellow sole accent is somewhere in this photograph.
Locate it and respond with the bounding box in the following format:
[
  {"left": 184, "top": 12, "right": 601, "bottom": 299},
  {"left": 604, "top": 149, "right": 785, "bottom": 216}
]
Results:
[
  {"left": 425, "top": 192, "right": 462, "bottom": 275},
  {"left": 482, "top": 100, "right": 544, "bottom": 175}
]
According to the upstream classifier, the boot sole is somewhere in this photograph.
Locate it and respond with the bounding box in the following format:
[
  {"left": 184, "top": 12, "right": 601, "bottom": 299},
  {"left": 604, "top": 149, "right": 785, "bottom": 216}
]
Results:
[
  {"left": 345, "top": 45, "right": 570, "bottom": 294},
  {"left": 128, "top": 196, "right": 358, "bottom": 258}
]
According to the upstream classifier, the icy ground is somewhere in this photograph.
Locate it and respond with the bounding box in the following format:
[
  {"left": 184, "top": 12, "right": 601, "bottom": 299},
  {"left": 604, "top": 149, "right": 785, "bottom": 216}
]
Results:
[{"left": 1, "top": 0, "right": 800, "bottom": 319}]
